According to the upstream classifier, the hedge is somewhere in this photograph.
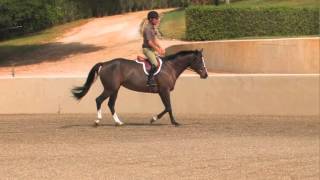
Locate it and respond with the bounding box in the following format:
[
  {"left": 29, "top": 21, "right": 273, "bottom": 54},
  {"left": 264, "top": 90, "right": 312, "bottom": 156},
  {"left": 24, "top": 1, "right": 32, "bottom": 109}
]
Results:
[{"left": 186, "top": 5, "right": 319, "bottom": 40}]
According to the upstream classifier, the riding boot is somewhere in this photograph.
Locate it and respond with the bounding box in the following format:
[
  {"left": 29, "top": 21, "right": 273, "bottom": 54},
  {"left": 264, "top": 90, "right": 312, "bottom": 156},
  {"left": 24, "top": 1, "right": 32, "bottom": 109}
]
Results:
[{"left": 147, "top": 65, "right": 157, "bottom": 87}]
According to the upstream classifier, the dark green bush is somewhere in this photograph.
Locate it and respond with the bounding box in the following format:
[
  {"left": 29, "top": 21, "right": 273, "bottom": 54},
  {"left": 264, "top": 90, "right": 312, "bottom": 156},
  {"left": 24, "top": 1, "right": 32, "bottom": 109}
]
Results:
[
  {"left": 0, "top": 0, "right": 90, "bottom": 39},
  {"left": 186, "top": 5, "right": 319, "bottom": 40}
]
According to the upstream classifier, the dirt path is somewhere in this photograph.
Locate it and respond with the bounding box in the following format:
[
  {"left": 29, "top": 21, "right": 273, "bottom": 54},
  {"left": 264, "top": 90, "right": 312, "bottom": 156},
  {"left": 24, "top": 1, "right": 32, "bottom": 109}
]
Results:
[
  {"left": 0, "top": 114, "right": 318, "bottom": 179},
  {"left": 0, "top": 9, "right": 186, "bottom": 77}
]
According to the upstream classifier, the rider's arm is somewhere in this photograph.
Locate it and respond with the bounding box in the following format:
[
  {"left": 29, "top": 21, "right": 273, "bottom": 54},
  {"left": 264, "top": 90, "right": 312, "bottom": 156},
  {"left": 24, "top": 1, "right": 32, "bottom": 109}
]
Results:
[
  {"left": 148, "top": 39, "right": 161, "bottom": 53},
  {"left": 148, "top": 39, "right": 165, "bottom": 55},
  {"left": 154, "top": 39, "right": 164, "bottom": 51}
]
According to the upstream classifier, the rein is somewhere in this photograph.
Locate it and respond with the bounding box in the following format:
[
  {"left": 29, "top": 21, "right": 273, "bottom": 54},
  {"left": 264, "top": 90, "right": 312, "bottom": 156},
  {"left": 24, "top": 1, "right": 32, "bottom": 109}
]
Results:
[{"left": 187, "top": 68, "right": 196, "bottom": 72}]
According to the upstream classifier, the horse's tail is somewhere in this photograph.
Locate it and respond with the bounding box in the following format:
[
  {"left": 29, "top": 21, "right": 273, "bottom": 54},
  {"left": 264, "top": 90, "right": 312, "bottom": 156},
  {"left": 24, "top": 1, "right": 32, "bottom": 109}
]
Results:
[{"left": 71, "top": 63, "right": 103, "bottom": 100}]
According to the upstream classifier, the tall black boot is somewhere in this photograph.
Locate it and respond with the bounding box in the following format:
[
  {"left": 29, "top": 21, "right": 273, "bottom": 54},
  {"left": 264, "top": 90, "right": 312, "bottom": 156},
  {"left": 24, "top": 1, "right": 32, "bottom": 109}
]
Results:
[{"left": 147, "top": 65, "right": 157, "bottom": 87}]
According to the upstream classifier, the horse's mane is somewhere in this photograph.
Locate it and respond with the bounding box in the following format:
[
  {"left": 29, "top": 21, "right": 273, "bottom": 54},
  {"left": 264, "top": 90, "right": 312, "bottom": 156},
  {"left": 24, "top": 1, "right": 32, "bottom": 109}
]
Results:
[{"left": 162, "top": 50, "right": 197, "bottom": 61}]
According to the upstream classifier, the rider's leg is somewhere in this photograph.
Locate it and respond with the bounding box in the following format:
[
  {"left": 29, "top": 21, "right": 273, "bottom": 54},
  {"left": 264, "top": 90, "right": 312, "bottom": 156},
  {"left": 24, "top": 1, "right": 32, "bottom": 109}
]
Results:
[
  {"left": 143, "top": 48, "right": 159, "bottom": 67},
  {"left": 143, "top": 48, "right": 159, "bottom": 86}
]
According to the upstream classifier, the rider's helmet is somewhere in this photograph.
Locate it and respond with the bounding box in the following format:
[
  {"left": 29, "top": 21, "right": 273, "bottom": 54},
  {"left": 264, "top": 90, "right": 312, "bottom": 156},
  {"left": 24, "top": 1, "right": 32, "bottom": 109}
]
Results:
[{"left": 147, "top": 11, "right": 159, "bottom": 20}]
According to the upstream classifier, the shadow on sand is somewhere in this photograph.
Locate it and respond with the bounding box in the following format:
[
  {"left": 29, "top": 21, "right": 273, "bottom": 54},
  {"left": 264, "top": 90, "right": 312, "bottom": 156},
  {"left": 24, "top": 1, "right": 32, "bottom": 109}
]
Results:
[
  {"left": 59, "top": 122, "right": 168, "bottom": 129},
  {"left": 0, "top": 42, "right": 105, "bottom": 67}
]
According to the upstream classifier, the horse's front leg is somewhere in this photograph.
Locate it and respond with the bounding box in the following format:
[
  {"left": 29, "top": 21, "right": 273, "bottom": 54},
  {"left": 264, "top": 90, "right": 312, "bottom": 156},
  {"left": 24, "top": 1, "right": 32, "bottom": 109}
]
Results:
[
  {"left": 150, "top": 109, "right": 167, "bottom": 124},
  {"left": 157, "top": 89, "right": 180, "bottom": 126}
]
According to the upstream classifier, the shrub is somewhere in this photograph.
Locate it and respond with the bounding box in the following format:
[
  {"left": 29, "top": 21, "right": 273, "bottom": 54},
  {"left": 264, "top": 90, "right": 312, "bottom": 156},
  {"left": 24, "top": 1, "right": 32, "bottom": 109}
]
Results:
[{"left": 186, "top": 5, "right": 319, "bottom": 40}]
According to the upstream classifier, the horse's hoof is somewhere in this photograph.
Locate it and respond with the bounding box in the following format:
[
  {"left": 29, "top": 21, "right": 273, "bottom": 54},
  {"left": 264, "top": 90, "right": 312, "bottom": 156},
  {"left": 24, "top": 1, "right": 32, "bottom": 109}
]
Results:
[
  {"left": 94, "top": 120, "right": 100, "bottom": 127},
  {"left": 115, "top": 122, "right": 124, "bottom": 126},
  {"left": 150, "top": 116, "right": 157, "bottom": 124},
  {"left": 173, "top": 122, "right": 180, "bottom": 127}
]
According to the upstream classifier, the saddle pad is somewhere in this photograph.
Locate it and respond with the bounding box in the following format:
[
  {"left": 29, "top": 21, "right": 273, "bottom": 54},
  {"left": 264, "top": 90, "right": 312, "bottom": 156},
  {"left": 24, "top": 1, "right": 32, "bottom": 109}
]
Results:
[{"left": 135, "top": 57, "right": 163, "bottom": 75}]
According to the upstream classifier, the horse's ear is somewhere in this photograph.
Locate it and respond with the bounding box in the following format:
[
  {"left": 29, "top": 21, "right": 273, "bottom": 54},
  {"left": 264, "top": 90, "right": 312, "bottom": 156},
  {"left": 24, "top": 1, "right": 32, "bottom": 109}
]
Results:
[{"left": 200, "top": 48, "right": 203, "bottom": 53}]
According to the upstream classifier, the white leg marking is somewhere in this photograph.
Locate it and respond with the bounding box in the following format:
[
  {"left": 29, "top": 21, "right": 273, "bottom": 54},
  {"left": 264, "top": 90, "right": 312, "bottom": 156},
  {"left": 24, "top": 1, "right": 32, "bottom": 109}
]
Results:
[
  {"left": 95, "top": 109, "right": 102, "bottom": 124},
  {"left": 113, "top": 113, "right": 124, "bottom": 125},
  {"left": 152, "top": 116, "right": 158, "bottom": 122},
  {"left": 97, "top": 109, "right": 102, "bottom": 119}
]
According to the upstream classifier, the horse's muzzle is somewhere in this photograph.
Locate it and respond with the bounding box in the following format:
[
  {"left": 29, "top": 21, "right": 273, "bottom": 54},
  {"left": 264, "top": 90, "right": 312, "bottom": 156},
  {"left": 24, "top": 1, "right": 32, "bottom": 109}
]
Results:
[{"left": 200, "top": 73, "right": 208, "bottom": 79}]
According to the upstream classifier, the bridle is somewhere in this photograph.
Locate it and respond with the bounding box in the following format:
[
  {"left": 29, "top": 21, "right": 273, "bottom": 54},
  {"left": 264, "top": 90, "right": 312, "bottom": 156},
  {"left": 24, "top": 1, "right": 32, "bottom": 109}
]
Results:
[
  {"left": 187, "top": 67, "right": 196, "bottom": 72},
  {"left": 187, "top": 56, "right": 207, "bottom": 73}
]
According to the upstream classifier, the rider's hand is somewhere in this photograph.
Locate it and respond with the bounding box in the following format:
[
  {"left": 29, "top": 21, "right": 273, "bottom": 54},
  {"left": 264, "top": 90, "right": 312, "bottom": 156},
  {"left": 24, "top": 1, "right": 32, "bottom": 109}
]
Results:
[{"left": 159, "top": 48, "right": 166, "bottom": 56}]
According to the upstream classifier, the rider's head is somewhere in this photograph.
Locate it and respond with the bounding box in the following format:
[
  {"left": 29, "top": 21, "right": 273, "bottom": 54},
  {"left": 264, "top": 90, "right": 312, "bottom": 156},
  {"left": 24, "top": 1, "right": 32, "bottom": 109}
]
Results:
[{"left": 147, "top": 11, "right": 159, "bottom": 25}]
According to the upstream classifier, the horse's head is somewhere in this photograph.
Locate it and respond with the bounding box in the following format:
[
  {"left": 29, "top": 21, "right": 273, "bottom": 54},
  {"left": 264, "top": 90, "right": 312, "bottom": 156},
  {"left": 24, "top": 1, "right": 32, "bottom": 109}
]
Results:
[{"left": 189, "top": 49, "right": 208, "bottom": 79}]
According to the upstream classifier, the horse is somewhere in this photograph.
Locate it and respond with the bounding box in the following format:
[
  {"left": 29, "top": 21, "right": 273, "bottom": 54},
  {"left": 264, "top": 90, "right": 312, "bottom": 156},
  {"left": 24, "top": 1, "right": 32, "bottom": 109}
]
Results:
[{"left": 71, "top": 49, "right": 208, "bottom": 126}]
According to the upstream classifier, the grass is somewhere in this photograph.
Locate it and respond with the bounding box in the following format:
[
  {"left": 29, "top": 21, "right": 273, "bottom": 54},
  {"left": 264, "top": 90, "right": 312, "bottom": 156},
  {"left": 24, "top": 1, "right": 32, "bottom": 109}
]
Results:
[
  {"left": 159, "top": 9, "right": 186, "bottom": 40},
  {"left": 159, "top": 0, "right": 319, "bottom": 40},
  {"left": 0, "top": 19, "right": 90, "bottom": 64}
]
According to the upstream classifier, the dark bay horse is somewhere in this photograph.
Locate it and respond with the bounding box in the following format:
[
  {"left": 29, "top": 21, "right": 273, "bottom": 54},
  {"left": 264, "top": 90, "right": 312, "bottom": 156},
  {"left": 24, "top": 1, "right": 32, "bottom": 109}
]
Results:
[{"left": 71, "top": 49, "right": 208, "bottom": 126}]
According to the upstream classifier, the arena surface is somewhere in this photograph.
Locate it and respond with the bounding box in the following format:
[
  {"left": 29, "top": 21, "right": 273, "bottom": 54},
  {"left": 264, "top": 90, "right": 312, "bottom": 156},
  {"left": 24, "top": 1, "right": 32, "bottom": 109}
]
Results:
[{"left": 0, "top": 114, "right": 318, "bottom": 179}]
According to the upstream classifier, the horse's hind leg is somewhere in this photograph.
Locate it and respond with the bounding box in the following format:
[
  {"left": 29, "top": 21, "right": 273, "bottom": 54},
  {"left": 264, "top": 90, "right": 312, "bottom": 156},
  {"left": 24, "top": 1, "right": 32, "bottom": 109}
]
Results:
[
  {"left": 95, "top": 92, "right": 108, "bottom": 126},
  {"left": 108, "top": 90, "right": 124, "bottom": 126}
]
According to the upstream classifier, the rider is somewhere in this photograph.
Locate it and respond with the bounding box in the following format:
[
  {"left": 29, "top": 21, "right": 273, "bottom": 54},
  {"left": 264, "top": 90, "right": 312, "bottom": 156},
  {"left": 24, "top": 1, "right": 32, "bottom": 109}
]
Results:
[{"left": 142, "top": 10, "right": 165, "bottom": 87}]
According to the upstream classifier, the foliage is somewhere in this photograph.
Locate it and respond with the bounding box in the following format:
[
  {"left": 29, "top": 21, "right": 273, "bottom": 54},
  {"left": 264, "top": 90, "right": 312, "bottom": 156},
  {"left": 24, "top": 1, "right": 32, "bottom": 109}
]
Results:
[
  {"left": 0, "top": 0, "right": 194, "bottom": 40},
  {"left": 186, "top": 5, "right": 319, "bottom": 40}
]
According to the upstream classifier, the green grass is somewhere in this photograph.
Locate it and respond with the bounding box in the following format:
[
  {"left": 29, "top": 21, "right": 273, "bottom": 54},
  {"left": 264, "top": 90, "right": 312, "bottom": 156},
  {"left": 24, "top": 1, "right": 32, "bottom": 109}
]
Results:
[
  {"left": 159, "top": 0, "right": 319, "bottom": 40},
  {"left": 0, "top": 19, "right": 90, "bottom": 65},
  {"left": 159, "top": 9, "right": 186, "bottom": 40}
]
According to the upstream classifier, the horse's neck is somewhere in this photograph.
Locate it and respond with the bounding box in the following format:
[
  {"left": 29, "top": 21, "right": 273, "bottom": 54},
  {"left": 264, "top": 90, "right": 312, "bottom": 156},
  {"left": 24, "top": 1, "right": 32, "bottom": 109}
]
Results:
[{"left": 169, "top": 54, "right": 193, "bottom": 78}]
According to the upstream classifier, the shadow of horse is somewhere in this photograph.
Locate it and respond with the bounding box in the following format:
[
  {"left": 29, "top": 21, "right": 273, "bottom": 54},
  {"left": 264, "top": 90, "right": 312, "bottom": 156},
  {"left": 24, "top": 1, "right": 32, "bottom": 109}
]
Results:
[{"left": 59, "top": 122, "right": 167, "bottom": 129}]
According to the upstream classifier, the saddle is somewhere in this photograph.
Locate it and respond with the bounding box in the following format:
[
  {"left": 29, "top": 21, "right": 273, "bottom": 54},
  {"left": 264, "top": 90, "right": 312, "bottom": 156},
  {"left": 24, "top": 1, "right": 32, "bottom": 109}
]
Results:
[{"left": 135, "top": 56, "right": 163, "bottom": 75}]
